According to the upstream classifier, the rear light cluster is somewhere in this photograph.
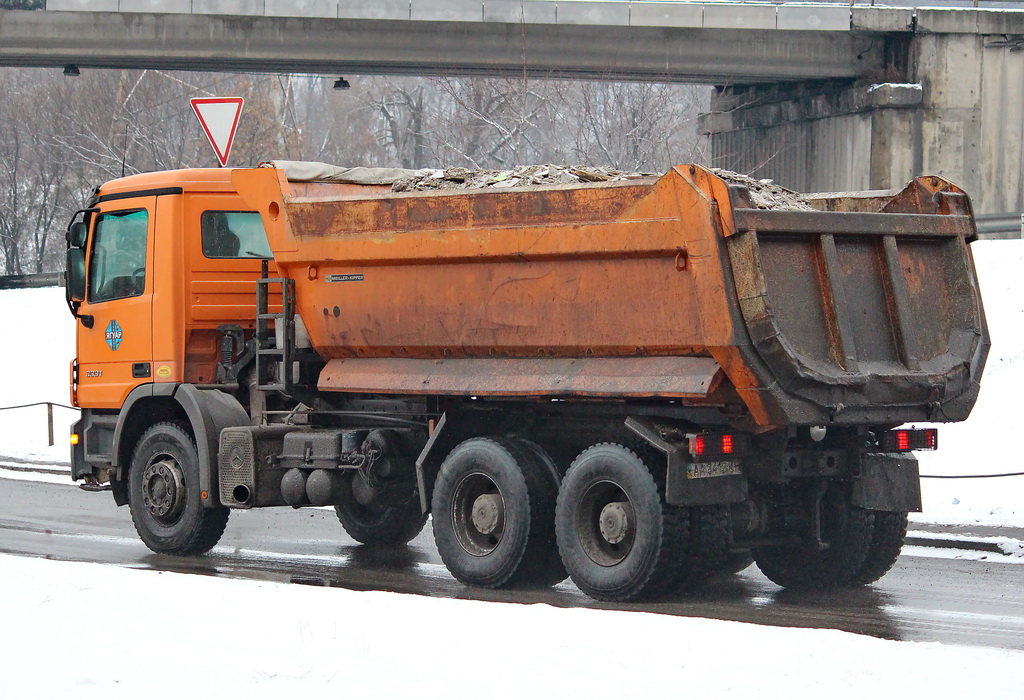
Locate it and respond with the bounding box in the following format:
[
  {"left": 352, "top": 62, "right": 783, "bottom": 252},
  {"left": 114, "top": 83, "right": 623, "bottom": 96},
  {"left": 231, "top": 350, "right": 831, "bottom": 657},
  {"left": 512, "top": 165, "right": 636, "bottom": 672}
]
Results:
[
  {"left": 882, "top": 428, "right": 938, "bottom": 452},
  {"left": 689, "top": 432, "right": 743, "bottom": 459}
]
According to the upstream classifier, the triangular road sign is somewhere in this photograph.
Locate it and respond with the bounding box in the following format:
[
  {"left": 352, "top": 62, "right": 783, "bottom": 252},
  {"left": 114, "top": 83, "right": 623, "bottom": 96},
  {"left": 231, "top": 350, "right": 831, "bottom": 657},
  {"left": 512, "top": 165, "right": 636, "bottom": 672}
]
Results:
[{"left": 190, "top": 97, "right": 244, "bottom": 167}]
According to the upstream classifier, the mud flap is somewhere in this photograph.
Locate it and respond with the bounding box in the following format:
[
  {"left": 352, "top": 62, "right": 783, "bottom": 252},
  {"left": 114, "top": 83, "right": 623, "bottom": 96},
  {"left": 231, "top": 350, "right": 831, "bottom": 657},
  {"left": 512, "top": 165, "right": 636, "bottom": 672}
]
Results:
[
  {"left": 852, "top": 453, "right": 922, "bottom": 513},
  {"left": 173, "top": 385, "right": 250, "bottom": 509},
  {"left": 665, "top": 454, "right": 749, "bottom": 507},
  {"left": 414, "top": 409, "right": 504, "bottom": 514}
]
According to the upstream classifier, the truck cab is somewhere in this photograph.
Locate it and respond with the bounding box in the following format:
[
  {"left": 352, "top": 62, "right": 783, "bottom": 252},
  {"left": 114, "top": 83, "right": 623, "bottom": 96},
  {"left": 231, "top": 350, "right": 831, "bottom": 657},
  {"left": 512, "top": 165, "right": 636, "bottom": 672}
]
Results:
[{"left": 67, "top": 169, "right": 271, "bottom": 409}]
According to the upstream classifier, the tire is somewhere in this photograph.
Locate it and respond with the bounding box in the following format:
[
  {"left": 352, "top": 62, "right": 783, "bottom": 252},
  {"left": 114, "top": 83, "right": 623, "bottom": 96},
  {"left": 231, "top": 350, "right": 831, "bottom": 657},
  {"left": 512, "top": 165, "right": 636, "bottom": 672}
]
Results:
[
  {"left": 555, "top": 443, "right": 688, "bottom": 602},
  {"left": 127, "top": 421, "right": 229, "bottom": 555},
  {"left": 851, "top": 511, "right": 908, "bottom": 585},
  {"left": 720, "top": 549, "right": 755, "bottom": 575},
  {"left": 334, "top": 430, "right": 428, "bottom": 546},
  {"left": 335, "top": 487, "right": 428, "bottom": 546},
  {"left": 684, "top": 504, "right": 732, "bottom": 583},
  {"left": 752, "top": 485, "right": 874, "bottom": 590},
  {"left": 505, "top": 438, "right": 567, "bottom": 588},
  {"left": 432, "top": 438, "right": 563, "bottom": 589}
]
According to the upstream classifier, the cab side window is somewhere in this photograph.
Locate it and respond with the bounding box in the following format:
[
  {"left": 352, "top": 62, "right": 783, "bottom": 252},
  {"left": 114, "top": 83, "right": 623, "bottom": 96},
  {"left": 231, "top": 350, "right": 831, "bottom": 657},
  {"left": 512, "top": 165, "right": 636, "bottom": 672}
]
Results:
[
  {"left": 201, "top": 211, "right": 271, "bottom": 259},
  {"left": 87, "top": 209, "right": 149, "bottom": 303}
]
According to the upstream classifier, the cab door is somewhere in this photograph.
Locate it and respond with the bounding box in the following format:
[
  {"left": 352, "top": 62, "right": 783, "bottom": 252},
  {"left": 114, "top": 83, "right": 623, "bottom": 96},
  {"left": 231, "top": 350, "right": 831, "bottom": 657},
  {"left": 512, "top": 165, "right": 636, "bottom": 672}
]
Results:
[{"left": 74, "top": 197, "right": 156, "bottom": 409}]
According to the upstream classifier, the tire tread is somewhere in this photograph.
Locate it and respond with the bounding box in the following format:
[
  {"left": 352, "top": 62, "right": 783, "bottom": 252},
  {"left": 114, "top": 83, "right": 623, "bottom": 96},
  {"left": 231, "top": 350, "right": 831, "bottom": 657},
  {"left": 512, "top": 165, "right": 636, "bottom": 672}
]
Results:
[{"left": 128, "top": 421, "right": 228, "bottom": 556}]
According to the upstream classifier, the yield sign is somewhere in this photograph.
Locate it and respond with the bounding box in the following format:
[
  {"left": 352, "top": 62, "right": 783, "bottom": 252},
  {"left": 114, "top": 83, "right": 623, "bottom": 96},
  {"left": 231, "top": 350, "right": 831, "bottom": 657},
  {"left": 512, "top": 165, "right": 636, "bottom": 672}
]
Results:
[{"left": 190, "top": 97, "right": 244, "bottom": 167}]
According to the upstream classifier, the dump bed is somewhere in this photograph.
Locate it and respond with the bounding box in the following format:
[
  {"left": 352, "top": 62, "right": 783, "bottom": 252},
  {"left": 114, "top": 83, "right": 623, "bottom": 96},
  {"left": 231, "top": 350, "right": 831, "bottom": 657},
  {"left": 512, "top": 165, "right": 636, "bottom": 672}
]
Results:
[{"left": 233, "top": 164, "right": 988, "bottom": 429}]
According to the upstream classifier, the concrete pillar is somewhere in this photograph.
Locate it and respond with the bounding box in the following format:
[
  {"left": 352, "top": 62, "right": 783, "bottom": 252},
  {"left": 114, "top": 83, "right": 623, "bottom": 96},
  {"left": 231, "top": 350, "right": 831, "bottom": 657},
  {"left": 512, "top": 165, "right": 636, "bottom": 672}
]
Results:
[
  {"left": 702, "top": 9, "right": 1024, "bottom": 215},
  {"left": 700, "top": 82, "right": 921, "bottom": 194}
]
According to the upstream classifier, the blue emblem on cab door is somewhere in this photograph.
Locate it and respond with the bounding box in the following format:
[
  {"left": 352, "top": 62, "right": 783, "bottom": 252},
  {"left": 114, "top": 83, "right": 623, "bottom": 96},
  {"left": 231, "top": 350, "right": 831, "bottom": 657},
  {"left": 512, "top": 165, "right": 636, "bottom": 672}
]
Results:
[{"left": 105, "top": 320, "right": 123, "bottom": 351}]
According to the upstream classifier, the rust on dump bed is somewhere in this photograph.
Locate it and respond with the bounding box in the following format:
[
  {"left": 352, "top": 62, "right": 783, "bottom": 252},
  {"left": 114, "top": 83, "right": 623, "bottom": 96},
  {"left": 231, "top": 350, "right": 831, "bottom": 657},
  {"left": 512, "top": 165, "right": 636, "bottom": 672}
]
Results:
[
  {"left": 318, "top": 356, "right": 724, "bottom": 399},
  {"left": 232, "top": 164, "right": 988, "bottom": 429}
]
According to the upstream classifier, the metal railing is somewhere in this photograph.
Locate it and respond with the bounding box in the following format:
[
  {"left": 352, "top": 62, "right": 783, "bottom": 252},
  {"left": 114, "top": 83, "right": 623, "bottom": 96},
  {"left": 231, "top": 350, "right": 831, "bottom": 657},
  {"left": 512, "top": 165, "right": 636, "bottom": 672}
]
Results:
[
  {"left": 0, "top": 401, "right": 79, "bottom": 447},
  {"left": 0, "top": 272, "right": 63, "bottom": 289}
]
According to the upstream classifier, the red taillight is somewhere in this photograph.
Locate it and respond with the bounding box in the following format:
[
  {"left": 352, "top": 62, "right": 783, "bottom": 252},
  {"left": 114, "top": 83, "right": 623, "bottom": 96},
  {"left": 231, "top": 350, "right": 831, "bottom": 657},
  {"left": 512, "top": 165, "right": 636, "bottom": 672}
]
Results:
[
  {"left": 882, "top": 428, "right": 938, "bottom": 452},
  {"left": 689, "top": 433, "right": 742, "bottom": 459},
  {"left": 693, "top": 435, "right": 706, "bottom": 456}
]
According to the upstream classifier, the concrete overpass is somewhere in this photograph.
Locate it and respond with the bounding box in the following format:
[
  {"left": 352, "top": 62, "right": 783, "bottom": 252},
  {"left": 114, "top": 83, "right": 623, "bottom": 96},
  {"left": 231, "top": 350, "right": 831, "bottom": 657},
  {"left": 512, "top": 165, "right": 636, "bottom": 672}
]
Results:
[{"left": 3, "top": 1, "right": 910, "bottom": 83}]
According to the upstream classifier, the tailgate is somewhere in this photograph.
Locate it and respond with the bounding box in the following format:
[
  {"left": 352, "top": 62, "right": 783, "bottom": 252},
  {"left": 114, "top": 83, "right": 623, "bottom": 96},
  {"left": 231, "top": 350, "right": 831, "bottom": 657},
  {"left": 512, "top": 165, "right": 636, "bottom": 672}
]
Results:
[{"left": 723, "top": 178, "right": 988, "bottom": 425}]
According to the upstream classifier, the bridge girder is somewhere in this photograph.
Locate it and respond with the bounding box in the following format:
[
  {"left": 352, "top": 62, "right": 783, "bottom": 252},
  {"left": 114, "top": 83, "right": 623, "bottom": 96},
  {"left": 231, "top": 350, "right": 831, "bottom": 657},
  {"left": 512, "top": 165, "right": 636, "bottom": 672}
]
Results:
[{"left": 0, "top": 9, "right": 888, "bottom": 84}]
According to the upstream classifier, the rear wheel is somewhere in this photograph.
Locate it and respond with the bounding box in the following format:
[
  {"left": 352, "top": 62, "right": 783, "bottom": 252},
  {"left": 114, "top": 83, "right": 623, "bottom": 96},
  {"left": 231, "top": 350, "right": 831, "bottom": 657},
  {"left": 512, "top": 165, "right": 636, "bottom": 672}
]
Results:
[
  {"left": 555, "top": 443, "right": 688, "bottom": 601},
  {"left": 684, "top": 504, "right": 732, "bottom": 582},
  {"left": 432, "top": 438, "right": 563, "bottom": 589},
  {"left": 128, "top": 421, "right": 228, "bottom": 555},
  {"left": 752, "top": 485, "right": 874, "bottom": 590},
  {"left": 851, "top": 511, "right": 908, "bottom": 584},
  {"left": 720, "top": 549, "right": 755, "bottom": 575}
]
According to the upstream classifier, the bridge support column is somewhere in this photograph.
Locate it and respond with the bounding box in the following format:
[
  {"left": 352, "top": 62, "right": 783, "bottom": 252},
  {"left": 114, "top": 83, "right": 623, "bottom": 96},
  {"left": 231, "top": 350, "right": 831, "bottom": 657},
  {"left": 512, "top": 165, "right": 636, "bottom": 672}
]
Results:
[
  {"left": 700, "top": 80, "right": 923, "bottom": 195},
  {"left": 701, "top": 9, "right": 1024, "bottom": 216}
]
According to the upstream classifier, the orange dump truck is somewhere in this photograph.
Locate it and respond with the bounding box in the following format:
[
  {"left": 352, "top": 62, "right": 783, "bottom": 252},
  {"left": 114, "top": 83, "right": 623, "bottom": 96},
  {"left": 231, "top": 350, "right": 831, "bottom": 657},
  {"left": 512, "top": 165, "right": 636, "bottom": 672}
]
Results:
[{"left": 64, "top": 163, "right": 988, "bottom": 600}]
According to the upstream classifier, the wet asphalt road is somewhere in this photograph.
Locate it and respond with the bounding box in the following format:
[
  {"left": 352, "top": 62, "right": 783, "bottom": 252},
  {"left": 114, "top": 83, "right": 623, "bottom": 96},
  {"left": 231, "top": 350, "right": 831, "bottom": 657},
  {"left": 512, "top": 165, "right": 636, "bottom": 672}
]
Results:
[{"left": 2, "top": 477, "right": 1022, "bottom": 651}]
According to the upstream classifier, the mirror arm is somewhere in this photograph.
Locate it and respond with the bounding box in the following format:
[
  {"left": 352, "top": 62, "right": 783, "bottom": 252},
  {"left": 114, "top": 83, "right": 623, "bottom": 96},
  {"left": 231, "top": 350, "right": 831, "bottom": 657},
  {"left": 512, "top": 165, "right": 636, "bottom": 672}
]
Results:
[{"left": 65, "top": 296, "right": 93, "bottom": 328}]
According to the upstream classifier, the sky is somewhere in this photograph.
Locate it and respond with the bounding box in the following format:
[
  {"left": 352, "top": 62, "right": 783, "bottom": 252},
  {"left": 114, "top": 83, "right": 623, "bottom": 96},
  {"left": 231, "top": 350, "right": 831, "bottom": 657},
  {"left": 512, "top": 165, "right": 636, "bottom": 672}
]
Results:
[{"left": 0, "top": 240, "right": 1022, "bottom": 697}]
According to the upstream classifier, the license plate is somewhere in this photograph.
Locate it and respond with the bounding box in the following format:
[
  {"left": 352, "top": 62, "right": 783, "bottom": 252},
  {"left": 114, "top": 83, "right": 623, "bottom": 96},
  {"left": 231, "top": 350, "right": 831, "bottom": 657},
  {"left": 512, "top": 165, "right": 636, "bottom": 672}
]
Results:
[{"left": 687, "top": 460, "right": 742, "bottom": 479}]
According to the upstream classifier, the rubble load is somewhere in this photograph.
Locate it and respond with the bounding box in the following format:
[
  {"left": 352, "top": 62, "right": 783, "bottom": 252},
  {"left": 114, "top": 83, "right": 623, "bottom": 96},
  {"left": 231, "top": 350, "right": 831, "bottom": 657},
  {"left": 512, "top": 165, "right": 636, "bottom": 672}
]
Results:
[
  {"left": 391, "top": 164, "right": 655, "bottom": 192},
  {"left": 270, "top": 159, "right": 814, "bottom": 211},
  {"left": 709, "top": 168, "right": 815, "bottom": 211},
  {"left": 391, "top": 163, "right": 815, "bottom": 211}
]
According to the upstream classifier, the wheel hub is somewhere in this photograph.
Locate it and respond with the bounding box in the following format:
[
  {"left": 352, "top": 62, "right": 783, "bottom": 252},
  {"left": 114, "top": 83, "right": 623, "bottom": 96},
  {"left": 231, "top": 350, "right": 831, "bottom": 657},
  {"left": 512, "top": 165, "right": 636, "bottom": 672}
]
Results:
[
  {"left": 599, "top": 501, "right": 631, "bottom": 545},
  {"left": 452, "top": 472, "right": 506, "bottom": 556},
  {"left": 576, "top": 479, "right": 636, "bottom": 567},
  {"left": 471, "top": 493, "right": 504, "bottom": 535},
  {"left": 142, "top": 458, "right": 186, "bottom": 524}
]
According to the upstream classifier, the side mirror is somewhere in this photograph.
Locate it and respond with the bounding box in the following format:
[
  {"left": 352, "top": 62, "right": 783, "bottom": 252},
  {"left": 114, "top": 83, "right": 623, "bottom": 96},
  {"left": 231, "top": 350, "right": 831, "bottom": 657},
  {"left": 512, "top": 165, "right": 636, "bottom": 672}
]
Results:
[
  {"left": 66, "top": 248, "right": 86, "bottom": 302},
  {"left": 68, "top": 221, "right": 88, "bottom": 248}
]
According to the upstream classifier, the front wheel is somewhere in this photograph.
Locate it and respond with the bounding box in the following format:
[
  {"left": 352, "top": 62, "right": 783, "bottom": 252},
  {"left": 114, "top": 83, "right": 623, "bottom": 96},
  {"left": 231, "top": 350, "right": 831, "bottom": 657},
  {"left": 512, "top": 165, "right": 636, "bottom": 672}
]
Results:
[{"left": 127, "top": 421, "right": 228, "bottom": 555}]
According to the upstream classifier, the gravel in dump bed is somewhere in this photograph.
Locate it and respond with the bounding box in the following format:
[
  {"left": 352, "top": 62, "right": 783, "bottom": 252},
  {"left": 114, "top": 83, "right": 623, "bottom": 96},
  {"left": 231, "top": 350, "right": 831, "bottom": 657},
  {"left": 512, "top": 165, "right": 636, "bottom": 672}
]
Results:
[
  {"left": 391, "top": 164, "right": 655, "bottom": 192},
  {"left": 709, "top": 168, "right": 816, "bottom": 211},
  {"left": 390, "top": 163, "right": 815, "bottom": 212}
]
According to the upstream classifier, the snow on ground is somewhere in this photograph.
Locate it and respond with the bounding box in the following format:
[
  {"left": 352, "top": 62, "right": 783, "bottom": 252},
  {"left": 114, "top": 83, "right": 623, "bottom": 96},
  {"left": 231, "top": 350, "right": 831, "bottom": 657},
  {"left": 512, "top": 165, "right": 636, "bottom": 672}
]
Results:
[
  {"left": 2, "top": 240, "right": 1022, "bottom": 527},
  {"left": 1, "top": 553, "right": 1020, "bottom": 700}
]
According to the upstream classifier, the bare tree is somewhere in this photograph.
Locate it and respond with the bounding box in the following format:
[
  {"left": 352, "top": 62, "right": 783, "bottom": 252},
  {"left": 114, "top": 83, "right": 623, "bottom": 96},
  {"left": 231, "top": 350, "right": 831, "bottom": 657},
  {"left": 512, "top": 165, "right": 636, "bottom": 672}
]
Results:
[{"left": 0, "top": 66, "right": 711, "bottom": 274}]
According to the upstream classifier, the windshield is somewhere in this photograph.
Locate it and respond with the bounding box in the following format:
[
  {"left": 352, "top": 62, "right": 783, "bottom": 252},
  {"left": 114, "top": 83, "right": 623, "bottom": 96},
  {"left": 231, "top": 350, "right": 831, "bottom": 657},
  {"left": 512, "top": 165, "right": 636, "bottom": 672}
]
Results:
[{"left": 87, "top": 209, "right": 149, "bottom": 303}]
